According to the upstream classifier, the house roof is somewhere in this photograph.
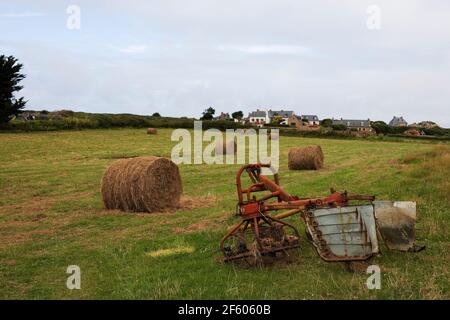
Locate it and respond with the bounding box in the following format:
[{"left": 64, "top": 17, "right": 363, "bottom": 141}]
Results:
[
  {"left": 268, "top": 110, "right": 294, "bottom": 118},
  {"left": 389, "top": 116, "right": 407, "bottom": 126},
  {"left": 332, "top": 119, "right": 371, "bottom": 127},
  {"left": 248, "top": 110, "right": 266, "bottom": 118},
  {"left": 214, "top": 112, "right": 230, "bottom": 120},
  {"left": 301, "top": 115, "right": 319, "bottom": 121}
]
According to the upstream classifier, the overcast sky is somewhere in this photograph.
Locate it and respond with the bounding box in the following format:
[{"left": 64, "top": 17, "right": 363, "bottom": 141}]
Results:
[{"left": 1, "top": 0, "right": 449, "bottom": 126}]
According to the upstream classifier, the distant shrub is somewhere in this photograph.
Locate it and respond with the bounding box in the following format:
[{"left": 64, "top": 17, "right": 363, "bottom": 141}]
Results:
[
  {"left": 422, "top": 126, "right": 449, "bottom": 136},
  {"left": 371, "top": 121, "right": 391, "bottom": 134},
  {"left": 320, "top": 118, "right": 332, "bottom": 127},
  {"left": 331, "top": 124, "right": 347, "bottom": 131}
]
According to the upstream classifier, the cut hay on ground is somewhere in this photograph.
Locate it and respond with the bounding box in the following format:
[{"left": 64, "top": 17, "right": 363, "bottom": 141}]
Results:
[
  {"left": 215, "top": 139, "right": 237, "bottom": 155},
  {"left": 178, "top": 195, "right": 218, "bottom": 211},
  {"left": 147, "top": 128, "right": 158, "bottom": 135},
  {"left": 101, "top": 156, "right": 182, "bottom": 213},
  {"left": 288, "top": 146, "right": 324, "bottom": 170}
]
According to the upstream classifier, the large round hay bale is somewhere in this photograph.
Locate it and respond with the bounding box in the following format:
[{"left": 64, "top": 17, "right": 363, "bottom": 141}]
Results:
[
  {"left": 101, "top": 157, "right": 182, "bottom": 213},
  {"left": 288, "top": 146, "right": 324, "bottom": 170},
  {"left": 147, "top": 128, "right": 158, "bottom": 135},
  {"left": 268, "top": 132, "right": 279, "bottom": 140},
  {"left": 215, "top": 140, "right": 237, "bottom": 155}
]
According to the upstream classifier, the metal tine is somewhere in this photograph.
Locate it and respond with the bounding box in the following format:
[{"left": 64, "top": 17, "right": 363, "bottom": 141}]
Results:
[
  {"left": 320, "top": 230, "right": 367, "bottom": 236},
  {"left": 316, "top": 222, "right": 362, "bottom": 227},
  {"left": 325, "top": 243, "right": 372, "bottom": 246},
  {"left": 313, "top": 211, "right": 359, "bottom": 218}
]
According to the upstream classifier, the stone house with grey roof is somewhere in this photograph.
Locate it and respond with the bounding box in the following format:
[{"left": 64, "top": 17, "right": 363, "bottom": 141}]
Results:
[
  {"left": 332, "top": 118, "right": 373, "bottom": 132},
  {"left": 301, "top": 115, "right": 320, "bottom": 126},
  {"left": 248, "top": 109, "right": 268, "bottom": 127},
  {"left": 268, "top": 110, "right": 294, "bottom": 125},
  {"left": 214, "top": 112, "right": 231, "bottom": 121},
  {"left": 389, "top": 116, "right": 408, "bottom": 127},
  {"left": 288, "top": 114, "right": 320, "bottom": 131}
]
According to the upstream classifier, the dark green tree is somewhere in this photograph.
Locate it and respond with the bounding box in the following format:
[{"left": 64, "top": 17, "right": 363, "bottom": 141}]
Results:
[
  {"left": 371, "top": 121, "right": 391, "bottom": 135},
  {"left": 0, "top": 55, "right": 26, "bottom": 123},
  {"left": 332, "top": 124, "right": 347, "bottom": 131},
  {"left": 152, "top": 112, "right": 161, "bottom": 117},
  {"left": 201, "top": 107, "right": 215, "bottom": 120},
  {"left": 232, "top": 111, "right": 243, "bottom": 120},
  {"left": 320, "top": 118, "right": 333, "bottom": 127}
]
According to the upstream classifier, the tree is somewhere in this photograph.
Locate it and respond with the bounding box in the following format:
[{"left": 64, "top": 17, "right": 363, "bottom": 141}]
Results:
[
  {"left": 232, "top": 111, "right": 243, "bottom": 120},
  {"left": 0, "top": 55, "right": 26, "bottom": 123},
  {"left": 332, "top": 124, "right": 347, "bottom": 131},
  {"left": 271, "top": 115, "right": 283, "bottom": 125},
  {"left": 201, "top": 107, "right": 215, "bottom": 120},
  {"left": 371, "top": 121, "right": 391, "bottom": 135},
  {"left": 321, "top": 118, "right": 333, "bottom": 127},
  {"left": 152, "top": 112, "right": 161, "bottom": 117}
]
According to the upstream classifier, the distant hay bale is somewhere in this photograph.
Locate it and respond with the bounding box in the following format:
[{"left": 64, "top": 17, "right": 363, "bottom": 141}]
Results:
[
  {"left": 268, "top": 132, "right": 279, "bottom": 140},
  {"left": 215, "top": 140, "right": 237, "bottom": 155},
  {"left": 101, "top": 156, "right": 182, "bottom": 213},
  {"left": 288, "top": 146, "right": 324, "bottom": 170},
  {"left": 147, "top": 128, "right": 158, "bottom": 135}
]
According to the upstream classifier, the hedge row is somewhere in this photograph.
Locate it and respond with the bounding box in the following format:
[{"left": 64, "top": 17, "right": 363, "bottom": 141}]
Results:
[{"left": 0, "top": 114, "right": 249, "bottom": 132}]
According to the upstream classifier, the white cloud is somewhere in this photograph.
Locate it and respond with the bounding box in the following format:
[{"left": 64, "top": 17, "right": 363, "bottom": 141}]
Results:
[
  {"left": 3, "top": 0, "right": 450, "bottom": 126},
  {"left": 0, "top": 12, "right": 44, "bottom": 18},
  {"left": 116, "top": 45, "right": 148, "bottom": 54},
  {"left": 216, "top": 44, "right": 310, "bottom": 55}
]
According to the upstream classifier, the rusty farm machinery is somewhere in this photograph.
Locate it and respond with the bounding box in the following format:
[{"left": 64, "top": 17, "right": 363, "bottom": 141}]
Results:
[{"left": 220, "top": 163, "right": 423, "bottom": 266}]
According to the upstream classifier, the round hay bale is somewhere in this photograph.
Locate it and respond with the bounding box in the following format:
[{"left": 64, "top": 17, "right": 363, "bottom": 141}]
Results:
[
  {"left": 268, "top": 132, "right": 279, "bottom": 140},
  {"left": 215, "top": 140, "right": 237, "bottom": 155},
  {"left": 288, "top": 146, "right": 324, "bottom": 170},
  {"left": 147, "top": 128, "right": 158, "bottom": 135},
  {"left": 101, "top": 156, "right": 182, "bottom": 213}
]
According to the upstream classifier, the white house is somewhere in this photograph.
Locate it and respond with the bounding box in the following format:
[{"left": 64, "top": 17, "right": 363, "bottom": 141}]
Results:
[
  {"left": 267, "top": 110, "right": 294, "bottom": 125},
  {"left": 248, "top": 109, "right": 294, "bottom": 127},
  {"left": 248, "top": 109, "right": 269, "bottom": 127},
  {"left": 301, "top": 115, "right": 320, "bottom": 126}
]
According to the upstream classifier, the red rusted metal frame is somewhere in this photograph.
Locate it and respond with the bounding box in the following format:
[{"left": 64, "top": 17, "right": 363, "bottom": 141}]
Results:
[
  {"left": 236, "top": 163, "right": 281, "bottom": 204},
  {"left": 236, "top": 163, "right": 374, "bottom": 214},
  {"left": 263, "top": 192, "right": 375, "bottom": 211},
  {"left": 221, "top": 163, "right": 376, "bottom": 262},
  {"left": 221, "top": 214, "right": 301, "bottom": 262},
  {"left": 221, "top": 164, "right": 299, "bottom": 260}
]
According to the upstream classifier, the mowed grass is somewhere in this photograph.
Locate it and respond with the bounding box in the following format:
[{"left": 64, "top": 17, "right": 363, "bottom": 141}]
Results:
[{"left": 0, "top": 128, "right": 449, "bottom": 299}]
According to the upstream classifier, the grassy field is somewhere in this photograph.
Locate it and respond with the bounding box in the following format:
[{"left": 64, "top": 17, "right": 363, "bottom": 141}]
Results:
[{"left": 0, "top": 128, "right": 449, "bottom": 299}]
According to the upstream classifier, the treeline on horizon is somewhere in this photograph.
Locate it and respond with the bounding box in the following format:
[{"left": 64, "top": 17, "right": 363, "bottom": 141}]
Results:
[
  {"left": 1, "top": 110, "right": 449, "bottom": 140},
  {"left": 0, "top": 111, "right": 248, "bottom": 132}
]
